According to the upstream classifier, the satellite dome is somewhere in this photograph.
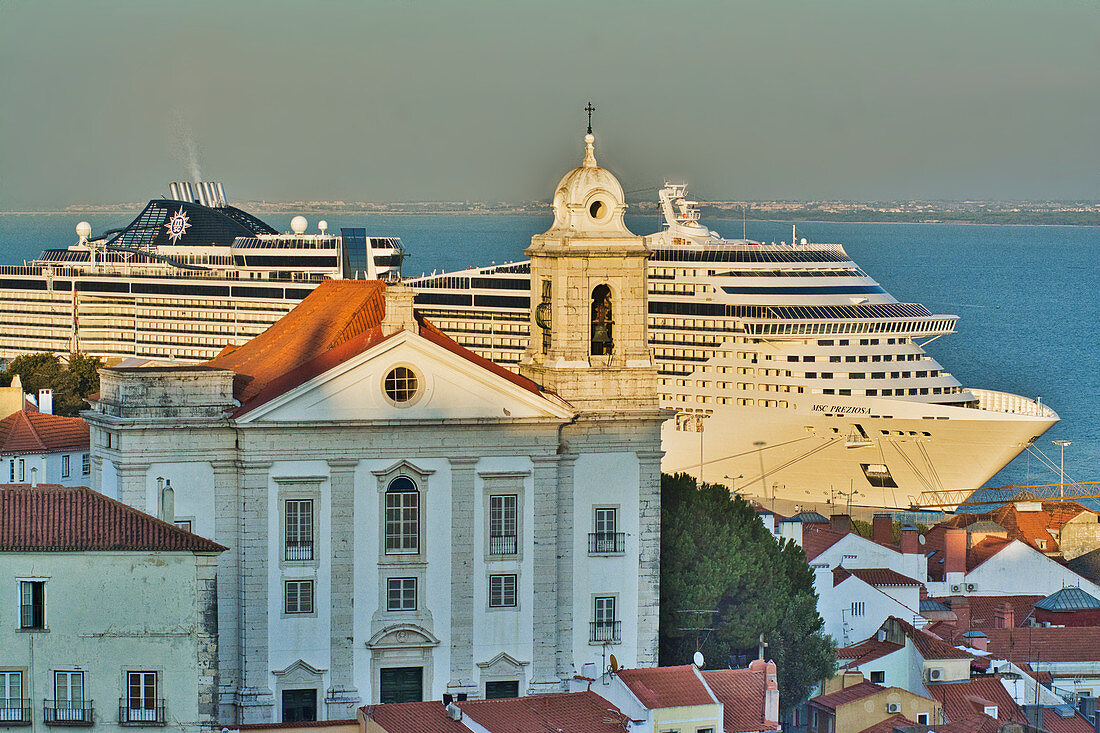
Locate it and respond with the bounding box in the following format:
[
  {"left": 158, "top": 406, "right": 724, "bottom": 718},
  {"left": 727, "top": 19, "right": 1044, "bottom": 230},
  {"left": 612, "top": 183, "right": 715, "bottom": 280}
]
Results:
[
  {"left": 290, "top": 215, "right": 308, "bottom": 235},
  {"left": 317, "top": 219, "right": 328, "bottom": 234},
  {"left": 76, "top": 221, "right": 92, "bottom": 240}
]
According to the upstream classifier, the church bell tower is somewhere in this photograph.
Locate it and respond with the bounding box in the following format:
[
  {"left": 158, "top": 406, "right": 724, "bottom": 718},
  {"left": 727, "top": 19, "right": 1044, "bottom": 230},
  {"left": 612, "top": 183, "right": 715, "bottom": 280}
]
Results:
[{"left": 519, "top": 124, "right": 657, "bottom": 412}]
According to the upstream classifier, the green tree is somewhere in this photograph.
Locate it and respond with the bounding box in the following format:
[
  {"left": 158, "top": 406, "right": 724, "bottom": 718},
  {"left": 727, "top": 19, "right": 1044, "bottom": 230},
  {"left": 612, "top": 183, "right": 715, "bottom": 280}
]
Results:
[
  {"left": 660, "top": 472, "right": 835, "bottom": 711},
  {"left": 0, "top": 352, "right": 103, "bottom": 416}
]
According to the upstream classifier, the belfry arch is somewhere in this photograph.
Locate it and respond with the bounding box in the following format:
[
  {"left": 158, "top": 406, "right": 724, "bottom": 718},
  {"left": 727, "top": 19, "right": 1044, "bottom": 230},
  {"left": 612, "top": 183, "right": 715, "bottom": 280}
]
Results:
[{"left": 590, "top": 284, "right": 613, "bottom": 355}]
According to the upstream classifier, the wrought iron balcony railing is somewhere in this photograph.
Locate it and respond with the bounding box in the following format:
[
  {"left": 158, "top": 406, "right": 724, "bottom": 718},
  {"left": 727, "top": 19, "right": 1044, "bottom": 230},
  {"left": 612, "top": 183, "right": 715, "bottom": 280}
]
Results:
[
  {"left": 489, "top": 533, "right": 518, "bottom": 555},
  {"left": 43, "top": 701, "right": 93, "bottom": 726},
  {"left": 589, "top": 620, "right": 621, "bottom": 643},
  {"left": 284, "top": 539, "right": 314, "bottom": 561},
  {"left": 0, "top": 699, "right": 31, "bottom": 725},
  {"left": 119, "top": 699, "right": 166, "bottom": 725},
  {"left": 588, "top": 532, "right": 626, "bottom": 554}
]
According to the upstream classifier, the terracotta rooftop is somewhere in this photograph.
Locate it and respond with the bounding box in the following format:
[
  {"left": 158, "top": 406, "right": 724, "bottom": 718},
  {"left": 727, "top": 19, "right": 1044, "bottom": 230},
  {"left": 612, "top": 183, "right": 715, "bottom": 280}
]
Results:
[
  {"left": 809, "top": 681, "right": 885, "bottom": 711},
  {"left": 930, "top": 713, "right": 1003, "bottom": 733},
  {"left": 800, "top": 525, "right": 850, "bottom": 560},
  {"left": 616, "top": 665, "right": 716, "bottom": 709},
  {"left": 937, "top": 501, "right": 1098, "bottom": 554},
  {"left": 933, "top": 595, "right": 1044, "bottom": 632},
  {"left": 833, "top": 567, "right": 922, "bottom": 587},
  {"left": 856, "top": 713, "right": 913, "bottom": 733},
  {"left": 984, "top": 626, "right": 1100, "bottom": 663},
  {"left": 889, "top": 616, "right": 974, "bottom": 660},
  {"left": 0, "top": 410, "right": 88, "bottom": 455},
  {"left": 360, "top": 691, "right": 629, "bottom": 733},
  {"left": 204, "top": 280, "right": 544, "bottom": 415},
  {"left": 702, "top": 667, "right": 780, "bottom": 732},
  {"left": 924, "top": 677, "right": 1021, "bottom": 724},
  {"left": 837, "top": 638, "right": 904, "bottom": 667},
  {"left": 0, "top": 485, "right": 225, "bottom": 553}
]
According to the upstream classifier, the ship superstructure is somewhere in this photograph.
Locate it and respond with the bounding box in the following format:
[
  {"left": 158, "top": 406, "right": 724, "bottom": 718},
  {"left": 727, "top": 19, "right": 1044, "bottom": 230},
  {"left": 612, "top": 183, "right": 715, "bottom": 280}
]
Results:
[
  {"left": 408, "top": 184, "right": 1058, "bottom": 507},
  {"left": 0, "top": 182, "right": 403, "bottom": 362}
]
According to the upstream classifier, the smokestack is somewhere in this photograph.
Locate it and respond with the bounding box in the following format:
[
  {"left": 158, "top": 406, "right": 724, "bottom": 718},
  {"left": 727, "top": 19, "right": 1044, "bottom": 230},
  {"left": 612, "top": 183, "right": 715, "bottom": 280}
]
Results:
[
  {"left": 215, "top": 182, "right": 228, "bottom": 207},
  {"left": 195, "top": 182, "right": 208, "bottom": 207},
  {"left": 873, "top": 513, "right": 893, "bottom": 545},
  {"left": 38, "top": 389, "right": 52, "bottom": 415},
  {"left": 945, "top": 528, "right": 967, "bottom": 576},
  {"left": 169, "top": 182, "right": 181, "bottom": 201},
  {"left": 181, "top": 182, "right": 195, "bottom": 204}
]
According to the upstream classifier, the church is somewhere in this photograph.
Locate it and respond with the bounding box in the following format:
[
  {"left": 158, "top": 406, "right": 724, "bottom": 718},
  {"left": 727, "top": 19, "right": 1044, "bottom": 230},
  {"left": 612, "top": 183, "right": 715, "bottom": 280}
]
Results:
[{"left": 84, "top": 130, "right": 667, "bottom": 724}]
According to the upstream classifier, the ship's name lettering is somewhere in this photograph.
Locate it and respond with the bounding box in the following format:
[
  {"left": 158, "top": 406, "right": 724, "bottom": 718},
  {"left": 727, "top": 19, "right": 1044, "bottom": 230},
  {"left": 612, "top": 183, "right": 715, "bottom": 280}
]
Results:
[{"left": 811, "top": 404, "right": 871, "bottom": 415}]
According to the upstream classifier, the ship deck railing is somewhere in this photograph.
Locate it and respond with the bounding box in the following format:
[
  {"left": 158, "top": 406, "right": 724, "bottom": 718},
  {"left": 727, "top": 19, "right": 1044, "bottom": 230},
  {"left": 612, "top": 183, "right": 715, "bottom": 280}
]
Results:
[
  {"left": 969, "top": 388, "right": 1058, "bottom": 418},
  {"left": 0, "top": 264, "right": 329, "bottom": 283}
]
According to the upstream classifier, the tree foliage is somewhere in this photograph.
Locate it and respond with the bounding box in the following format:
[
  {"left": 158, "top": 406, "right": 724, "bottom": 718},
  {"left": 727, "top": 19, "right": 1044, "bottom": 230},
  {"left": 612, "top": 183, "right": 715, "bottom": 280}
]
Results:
[
  {"left": 0, "top": 352, "right": 104, "bottom": 416},
  {"left": 660, "top": 472, "right": 835, "bottom": 710}
]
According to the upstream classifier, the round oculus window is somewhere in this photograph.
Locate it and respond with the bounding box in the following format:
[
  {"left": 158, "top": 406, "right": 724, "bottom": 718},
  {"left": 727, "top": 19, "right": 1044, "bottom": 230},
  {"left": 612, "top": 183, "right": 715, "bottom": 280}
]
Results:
[
  {"left": 383, "top": 366, "right": 419, "bottom": 404},
  {"left": 589, "top": 199, "right": 607, "bottom": 220}
]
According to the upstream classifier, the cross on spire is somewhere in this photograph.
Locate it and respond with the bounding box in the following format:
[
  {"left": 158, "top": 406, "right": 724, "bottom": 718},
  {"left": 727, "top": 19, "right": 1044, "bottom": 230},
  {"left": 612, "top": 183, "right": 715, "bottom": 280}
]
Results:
[{"left": 585, "top": 101, "right": 595, "bottom": 134}]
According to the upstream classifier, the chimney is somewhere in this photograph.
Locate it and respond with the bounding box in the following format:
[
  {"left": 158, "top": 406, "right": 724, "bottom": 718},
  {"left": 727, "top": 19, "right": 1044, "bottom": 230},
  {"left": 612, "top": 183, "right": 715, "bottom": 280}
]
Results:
[
  {"left": 830, "top": 514, "right": 853, "bottom": 534},
  {"left": 381, "top": 282, "right": 419, "bottom": 336},
  {"left": 950, "top": 597, "right": 970, "bottom": 632},
  {"left": 873, "top": 513, "right": 893, "bottom": 544},
  {"left": 38, "top": 389, "right": 52, "bottom": 415},
  {"left": 962, "top": 630, "right": 988, "bottom": 652},
  {"left": 763, "top": 660, "right": 779, "bottom": 723},
  {"left": 901, "top": 526, "right": 920, "bottom": 554},
  {"left": 945, "top": 528, "right": 967, "bottom": 575},
  {"left": 993, "top": 601, "right": 1015, "bottom": 629}
]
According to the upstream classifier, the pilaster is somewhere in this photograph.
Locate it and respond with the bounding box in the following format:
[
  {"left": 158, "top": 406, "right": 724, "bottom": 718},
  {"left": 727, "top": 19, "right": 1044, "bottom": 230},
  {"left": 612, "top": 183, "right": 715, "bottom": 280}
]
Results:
[
  {"left": 635, "top": 449, "right": 664, "bottom": 666},
  {"left": 326, "top": 458, "right": 360, "bottom": 716},
  {"left": 528, "top": 455, "right": 563, "bottom": 694},
  {"left": 211, "top": 459, "right": 242, "bottom": 723},
  {"left": 555, "top": 454, "right": 577, "bottom": 679},
  {"left": 237, "top": 460, "right": 274, "bottom": 723},
  {"left": 115, "top": 462, "right": 150, "bottom": 511},
  {"left": 447, "top": 457, "right": 480, "bottom": 698}
]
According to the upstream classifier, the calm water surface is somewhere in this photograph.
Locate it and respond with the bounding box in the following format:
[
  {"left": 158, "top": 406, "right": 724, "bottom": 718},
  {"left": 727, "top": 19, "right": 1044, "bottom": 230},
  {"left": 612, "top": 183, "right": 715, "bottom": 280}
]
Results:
[{"left": 1, "top": 211, "right": 1096, "bottom": 493}]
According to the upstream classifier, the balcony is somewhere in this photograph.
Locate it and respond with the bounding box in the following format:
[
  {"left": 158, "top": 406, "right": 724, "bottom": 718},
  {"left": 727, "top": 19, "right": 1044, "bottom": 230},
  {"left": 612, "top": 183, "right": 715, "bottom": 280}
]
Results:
[
  {"left": 43, "top": 701, "right": 93, "bottom": 726},
  {"left": 589, "top": 621, "right": 621, "bottom": 643},
  {"left": 119, "top": 700, "right": 166, "bottom": 726},
  {"left": 0, "top": 700, "right": 31, "bottom": 726},
  {"left": 488, "top": 534, "right": 518, "bottom": 556},
  {"left": 284, "top": 539, "right": 314, "bottom": 561},
  {"left": 588, "top": 532, "right": 626, "bottom": 554}
]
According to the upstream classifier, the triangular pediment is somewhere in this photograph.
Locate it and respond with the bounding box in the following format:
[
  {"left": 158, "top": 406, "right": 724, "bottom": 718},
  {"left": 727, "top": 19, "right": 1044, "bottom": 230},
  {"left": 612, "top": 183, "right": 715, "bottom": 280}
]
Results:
[{"left": 237, "top": 330, "right": 573, "bottom": 423}]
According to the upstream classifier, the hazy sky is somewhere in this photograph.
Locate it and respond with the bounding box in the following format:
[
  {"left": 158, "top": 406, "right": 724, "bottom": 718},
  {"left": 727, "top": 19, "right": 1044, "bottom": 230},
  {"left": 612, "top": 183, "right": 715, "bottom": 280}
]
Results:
[{"left": 1, "top": 0, "right": 1097, "bottom": 207}]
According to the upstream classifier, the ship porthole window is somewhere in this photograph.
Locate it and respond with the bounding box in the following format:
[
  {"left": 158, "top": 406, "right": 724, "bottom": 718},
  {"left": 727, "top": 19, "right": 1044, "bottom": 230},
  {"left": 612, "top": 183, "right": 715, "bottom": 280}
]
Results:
[
  {"left": 383, "top": 366, "right": 419, "bottom": 405},
  {"left": 589, "top": 200, "right": 607, "bottom": 220}
]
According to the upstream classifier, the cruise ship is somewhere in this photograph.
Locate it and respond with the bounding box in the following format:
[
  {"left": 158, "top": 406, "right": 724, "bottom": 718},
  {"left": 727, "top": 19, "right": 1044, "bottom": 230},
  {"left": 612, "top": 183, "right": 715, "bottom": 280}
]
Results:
[
  {"left": 409, "top": 184, "right": 1059, "bottom": 508},
  {"left": 0, "top": 182, "right": 403, "bottom": 362}
]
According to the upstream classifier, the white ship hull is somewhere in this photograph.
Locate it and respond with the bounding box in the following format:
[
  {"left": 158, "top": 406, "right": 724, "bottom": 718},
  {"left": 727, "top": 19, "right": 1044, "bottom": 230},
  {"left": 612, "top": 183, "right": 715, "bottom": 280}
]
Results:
[{"left": 662, "top": 391, "right": 1057, "bottom": 509}]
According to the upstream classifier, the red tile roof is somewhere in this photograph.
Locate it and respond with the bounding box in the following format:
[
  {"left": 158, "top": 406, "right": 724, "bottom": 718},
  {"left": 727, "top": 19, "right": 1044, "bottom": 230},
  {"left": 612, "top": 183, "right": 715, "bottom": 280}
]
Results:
[
  {"left": 0, "top": 410, "right": 88, "bottom": 454},
  {"left": 702, "top": 668, "right": 780, "bottom": 732},
  {"left": 932, "top": 713, "right": 1002, "bottom": 733},
  {"left": 205, "top": 280, "right": 545, "bottom": 416},
  {"left": 837, "top": 638, "right": 904, "bottom": 667},
  {"left": 965, "top": 536, "right": 1014, "bottom": 572},
  {"left": 857, "top": 714, "right": 914, "bottom": 733},
  {"left": 0, "top": 485, "right": 225, "bottom": 553},
  {"left": 938, "top": 501, "right": 1098, "bottom": 554},
  {"left": 460, "top": 691, "right": 630, "bottom": 732},
  {"left": 616, "top": 665, "right": 716, "bottom": 709},
  {"left": 924, "top": 677, "right": 1021, "bottom": 723},
  {"left": 888, "top": 616, "right": 974, "bottom": 661},
  {"left": 1040, "top": 711, "right": 1097, "bottom": 733},
  {"left": 801, "top": 525, "right": 850, "bottom": 560},
  {"left": 810, "top": 681, "right": 887, "bottom": 711},
  {"left": 984, "top": 626, "right": 1100, "bottom": 663},
  {"left": 833, "top": 567, "right": 922, "bottom": 587},
  {"left": 360, "top": 692, "right": 630, "bottom": 733},
  {"left": 929, "top": 595, "right": 1044, "bottom": 636}
]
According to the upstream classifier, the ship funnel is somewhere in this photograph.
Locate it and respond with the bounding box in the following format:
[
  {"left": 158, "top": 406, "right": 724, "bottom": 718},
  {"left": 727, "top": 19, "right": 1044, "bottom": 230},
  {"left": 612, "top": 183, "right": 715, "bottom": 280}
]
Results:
[
  {"left": 196, "top": 183, "right": 209, "bottom": 207},
  {"left": 215, "top": 182, "right": 228, "bottom": 207},
  {"left": 169, "top": 182, "right": 182, "bottom": 201},
  {"left": 181, "top": 182, "right": 195, "bottom": 204}
]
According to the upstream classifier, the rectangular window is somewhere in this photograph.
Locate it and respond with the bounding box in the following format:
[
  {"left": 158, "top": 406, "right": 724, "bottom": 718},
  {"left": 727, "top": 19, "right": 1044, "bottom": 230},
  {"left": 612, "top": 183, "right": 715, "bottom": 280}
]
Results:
[
  {"left": 284, "top": 499, "right": 314, "bottom": 561},
  {"left": 61, "top": 455, "right": 70, "bottom": 479},
  {"left": 489, "top": 495, "right": 518, "bottom": 555},
  {"left": 81, "top": 454, "right": 90, "bottom": 476},
  {"left": 591, "top": 596, "right": 619, "bottom": 642},
  {"left": 869, "top": 671, "right": 885, "bottom": 683},
  {"left": 590, "top": 507, "right": 625, "bottom": 553},
  {"left": 387, "top": 577, "right": 417, "bottom": 611},
  {"left": 489, "top": 574, "right": 517, "bottom": 608},
  {"left": 7, "top": 461, "right": 12, "bottom": 483},
  {"left": 385, "top": 483, "right": 420, "bottom": 554},
  {"left": 285, "top": 580, "right": 314, "bottom": 614},
  {"left": 484, "top": 680, "right": 519, "bottom": 699},
  {"left": 850, "top": 601, "right": 865, "bottom": 616},
  {"left": 124, "top": 671, "right": 160, "bottom": 723},
  {"left": 17, "top": 459, "right": 24, "bottom": 483},
  {"left": 0, "top": 671, "right": 24, "bottom": 723},
  {"left": 174, "top": 519, "right": 193, "bottom": 532},
  {"left": 51, "top": 671, "right": 85, "bottom": 723},
  {"left": 917, "top": 713, "right": 929, "bottom": 724},
  {"left": 19, "top": 580, "right": 45, "bottom": 630}
]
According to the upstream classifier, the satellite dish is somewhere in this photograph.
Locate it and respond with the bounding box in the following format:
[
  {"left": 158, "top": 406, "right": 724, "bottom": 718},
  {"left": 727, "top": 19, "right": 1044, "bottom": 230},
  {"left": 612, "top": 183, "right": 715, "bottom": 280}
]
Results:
[
  {"left": 693, "top": 651, "right": 705, "bottom": 668},
  {"left": 290, "top": 215, "right": 308, "bottom": 234},
  {"left": 317, "top": 219, "right": 328, "bottom": 234},
  {"left": 609, "top": 654, "right": 619, "bottom": 673}
]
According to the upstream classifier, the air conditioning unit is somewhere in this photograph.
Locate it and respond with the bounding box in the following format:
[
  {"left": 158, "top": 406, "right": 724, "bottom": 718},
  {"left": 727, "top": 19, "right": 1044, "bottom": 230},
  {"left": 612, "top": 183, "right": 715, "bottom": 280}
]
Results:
[
  {"left": 929, "top": 668, "right": 944, "bottom": 681},
  {"left": 887, "top": 702, "right": 902, "bottom": 714},
  {"left": 966, "top": 583, "right": 976, "bottom": 592},
  {"left": 950, "top": 584, "right": 961, "bottom": 593}
]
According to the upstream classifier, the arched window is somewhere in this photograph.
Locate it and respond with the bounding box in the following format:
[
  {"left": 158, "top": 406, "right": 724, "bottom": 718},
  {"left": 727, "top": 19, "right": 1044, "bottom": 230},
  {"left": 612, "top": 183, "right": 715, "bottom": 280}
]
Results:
[
  {"left": 385, "top": 476, "right": 420, "bottom": 554},
  {"left": 590, "top": 284, "right": 613, "bottom": 356}
]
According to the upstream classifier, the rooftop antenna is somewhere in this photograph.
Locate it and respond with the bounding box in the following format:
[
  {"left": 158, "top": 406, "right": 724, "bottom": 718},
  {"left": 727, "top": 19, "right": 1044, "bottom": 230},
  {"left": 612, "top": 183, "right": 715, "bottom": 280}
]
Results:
[{"left": 585, "top": 101, "right": 595, "bottom": 134}]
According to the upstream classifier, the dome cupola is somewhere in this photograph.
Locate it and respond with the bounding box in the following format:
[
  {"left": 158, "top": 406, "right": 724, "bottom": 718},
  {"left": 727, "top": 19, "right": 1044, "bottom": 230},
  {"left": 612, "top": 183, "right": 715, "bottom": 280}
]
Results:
[{"left": 546, "top": 133, "right": 632, "bottom": 238}]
